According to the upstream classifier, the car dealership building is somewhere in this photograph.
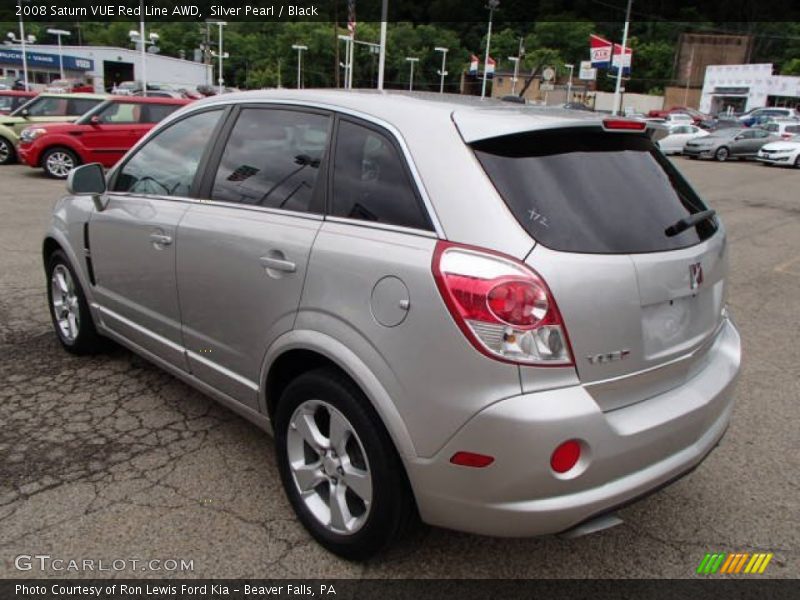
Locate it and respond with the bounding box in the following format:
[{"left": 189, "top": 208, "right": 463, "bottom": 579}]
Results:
[
  {"left": 0, "top": 44, "right": 210, "bottom": 92},
  {"left": 699, "top": 63, "right": 800, "bottom": 115}
]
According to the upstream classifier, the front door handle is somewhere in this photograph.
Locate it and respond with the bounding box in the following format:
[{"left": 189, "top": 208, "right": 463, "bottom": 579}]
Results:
[
  {"left": 150, "top": 233, "right": 173, "bottom": 246},
  {"left": 259, "top": 255, "right": 296, "bottom": 273}
]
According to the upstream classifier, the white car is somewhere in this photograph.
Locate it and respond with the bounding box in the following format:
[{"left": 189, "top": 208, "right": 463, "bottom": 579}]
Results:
[
  {"left": 662, "top": 113, "right": 695, "bottom": 126},
  {"left": 756, "top": 137, "right": 800, "bottom": 168},
  {"left": 657, "top": 124, "right": 709, "bottom": 155},
  {"left": 757, "top": 119, "right": 800, "bottom": 141}
]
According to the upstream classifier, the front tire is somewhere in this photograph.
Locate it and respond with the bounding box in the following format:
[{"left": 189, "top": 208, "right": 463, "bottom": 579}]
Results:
[
  {"left": 46, "top": 250, "right": 106, "bottom": 354},
  {"left": 715, "top": 147, "right": 730, "bottom": 162},
  {"left": 0, "top": 136, "right": 16, "bottom": 165},
  {"left": 274, "top": 368, "right": 416, "bottom": 560},
  {"left": 42, "top": 147, "right": 79, "bottom": 179}
]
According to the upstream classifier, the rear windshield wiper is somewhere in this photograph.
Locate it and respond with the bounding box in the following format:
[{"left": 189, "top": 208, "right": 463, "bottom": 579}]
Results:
[{"left": 664, "top": 209, "right": 716, "bottom": 237}]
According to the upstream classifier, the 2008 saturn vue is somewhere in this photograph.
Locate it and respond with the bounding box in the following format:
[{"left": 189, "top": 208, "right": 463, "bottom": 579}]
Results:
[{"left": 42, "top": 90, "right": 741, "bottom": 559}]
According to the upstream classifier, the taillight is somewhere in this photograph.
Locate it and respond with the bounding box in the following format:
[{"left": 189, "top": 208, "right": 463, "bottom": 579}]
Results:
[
  {"left": 432, "top": 241, "right": 573, "bottom": 366},
  {"left": 601, "top": 118, "right": 647, "bottom": 132}
]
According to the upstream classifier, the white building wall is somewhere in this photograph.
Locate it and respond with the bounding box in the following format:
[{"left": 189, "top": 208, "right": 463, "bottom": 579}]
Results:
[
  {"left": 592, "top": 91, "right": 664, "bottom": 114},
  {"left": 700, "top": 63, "right": 800, "bottom": 114},
  {"left": 13, "top": 44, "right": 211, "bottom": 92}
]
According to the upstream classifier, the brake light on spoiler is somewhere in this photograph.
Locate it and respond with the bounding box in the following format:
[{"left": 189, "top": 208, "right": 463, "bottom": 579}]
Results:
[{"left": 602, "top": 118, "right": 647, "bottom": 132}]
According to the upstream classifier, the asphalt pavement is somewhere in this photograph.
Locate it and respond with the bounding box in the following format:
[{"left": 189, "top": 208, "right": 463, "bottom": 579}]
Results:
[{"left": 0, "top": 158, "right": 797, "bottom": 578}]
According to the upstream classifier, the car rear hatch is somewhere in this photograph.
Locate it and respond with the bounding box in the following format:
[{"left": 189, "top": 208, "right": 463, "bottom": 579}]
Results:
[{"left": 456, "top": 112, "right": 727, "bottom": 411}]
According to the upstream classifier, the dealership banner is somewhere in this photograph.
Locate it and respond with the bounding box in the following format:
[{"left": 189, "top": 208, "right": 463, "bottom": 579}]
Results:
[
  {"left": 2, "top": 579, "right": 797, "bottom": 600},
  {"left": 1, "top": 0, "right": 799, "bottom": 22},
  {"left": 589, "top": 34, "right": 613, "bottom": 68}
]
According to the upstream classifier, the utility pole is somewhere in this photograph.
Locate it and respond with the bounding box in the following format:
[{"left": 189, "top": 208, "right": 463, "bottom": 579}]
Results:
[
  {"left": 139, "top": 0, "right": 147, "bottom": 95},
  {"left": 683, "top": 46, "right": 695, "bottom": 106},
  {"left": 612, "top": 0, "right": 633, "bottom": 116},
  {"left": 481, "top": 0, "right": 499, "bottom": 99}
]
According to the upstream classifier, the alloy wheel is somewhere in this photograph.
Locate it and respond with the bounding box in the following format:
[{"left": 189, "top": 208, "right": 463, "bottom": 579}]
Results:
[
  {"left": 50, "top": 264, "right": 80, "bottom": 343},
  {"left": 0, "top": 138, "right": 11, "bottom": 164},
  {"left": 286, "top": 399, "right": 373, "bottom": 535},
  {"left": 46, "top": 151, "right": 75, "bottom": 178}
]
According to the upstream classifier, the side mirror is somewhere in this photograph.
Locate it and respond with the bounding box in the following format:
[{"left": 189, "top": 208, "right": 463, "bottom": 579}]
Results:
[
  {"left": 67, "top": 163, "right": 108, "bottom": 210},
  {"left": 90, "top": 115, "right": 101, "bottom": 125},
  {"left": 20, "top": 108, "right": 29, "bottom": 118}
]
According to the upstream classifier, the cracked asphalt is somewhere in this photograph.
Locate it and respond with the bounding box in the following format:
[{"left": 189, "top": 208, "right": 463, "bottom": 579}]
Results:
[{"left": 0, "top": 160, "right": 797, "bottom": 579}]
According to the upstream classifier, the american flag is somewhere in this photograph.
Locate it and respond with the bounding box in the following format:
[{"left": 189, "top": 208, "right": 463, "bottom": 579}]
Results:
[{"left": 347, "top": 0, "right": 356, "bottom": 35}]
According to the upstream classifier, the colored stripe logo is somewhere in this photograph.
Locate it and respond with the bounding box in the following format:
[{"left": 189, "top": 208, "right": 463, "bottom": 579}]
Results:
[{"left": 697, "top": 552, "right": 773, "bottom": 574}]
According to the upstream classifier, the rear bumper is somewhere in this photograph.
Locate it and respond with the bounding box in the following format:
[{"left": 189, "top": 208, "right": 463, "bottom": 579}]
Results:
[
  {"left": 16, "top": 143, "right": 41, "bottom": 167},
  {"left": 406, "top": 317, "right": 741, "bottom": 537}
]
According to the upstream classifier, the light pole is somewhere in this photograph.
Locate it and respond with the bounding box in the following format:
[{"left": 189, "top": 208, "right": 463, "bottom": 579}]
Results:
[
  {"left": 377, "top": 0, "right": 388, "bottom": 90},
  {"left": 129, "top": 28, "right": 158, "bottom": 95},
  {"left": 435, "top": 46, "right": 448, "bottom": 93},
  {"left": 481, "top": 0, "right": 499, "bottom": 99},
  {"left": 9, "top": 1, "right": 35, "bottom": 91},
  {"left": 405, "top": 57, "right": 418, "bottom": 91},
  {"left": 613, "top": 0, "right": 633, "bottom": 116},
  {"left": 292, "top": 44, "right": 308, "bottom": 89},
  {"left": 47, "top": 29, "right": 71, "bottom": 80},
  {"left": 508, "top": 56, "right": 520, "bottom": 94},
  {"left": 212, "top": 21, "right": 227, "bottom": 94},
  {"left": 337, "top": 34, "right": 353, "bottom": 89},
  {"left": 563, "top": 63, "right": 574, "bottom": 104}
]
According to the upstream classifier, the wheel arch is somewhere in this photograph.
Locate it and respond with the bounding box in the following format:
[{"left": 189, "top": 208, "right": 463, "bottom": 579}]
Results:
[{"left": 261, "top": 330, "right": 418, "bottom": 460}]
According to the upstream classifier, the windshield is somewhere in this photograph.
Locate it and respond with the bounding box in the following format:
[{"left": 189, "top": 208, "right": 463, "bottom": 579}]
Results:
[{"left": 472, "top": 128, "right": 717, "bottom": 254}]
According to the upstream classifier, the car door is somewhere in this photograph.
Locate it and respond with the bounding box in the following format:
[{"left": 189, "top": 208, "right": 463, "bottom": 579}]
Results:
[
  {"left": 175, "top": 106, "right": 330, "bottom": 409},
  {"left": 89, "top": 107, "right": 226, "bottom": 370},
  {"left": 80, "top": 101, "right": 140, "bottom": 165},
  {"left": 751, "top": 128, "right": 776, "bottom": 151},
  {"left": 730, "top": 129, "right": 756, "bottom": 156}
]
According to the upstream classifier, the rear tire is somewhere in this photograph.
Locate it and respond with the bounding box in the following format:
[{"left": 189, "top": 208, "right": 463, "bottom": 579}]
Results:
[
  {"left": 714, "top": 147, "right": 730, "bottom": 162},
  {"left": 274, "top": 368, "right": 417, "bottom": 560},
  {"left": 42, "top": 147, "right": 79, "bottom": 179},
  {"left": 795, "top": 155, "right": 800, "bottom": 169},
  {"left": 46, "top": 250, "right": 106, "bottom": 355},
  {"left": 0, "top": 136, "right": 15, "bottom": 165}
]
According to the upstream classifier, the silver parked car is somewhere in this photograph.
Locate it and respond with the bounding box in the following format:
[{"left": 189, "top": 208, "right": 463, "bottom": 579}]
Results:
[
  {"left": 43, "top": 91, "right": 741, "bottom": 559},
  {"left": 683, "top": 127, "right": 780, "bottom": 161}
]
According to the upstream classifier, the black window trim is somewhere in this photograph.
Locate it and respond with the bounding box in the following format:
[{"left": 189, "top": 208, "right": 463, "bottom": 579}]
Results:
[
  {"left": 195, "top": 103, "right": 333, "bottom": 218},
  {"left": 326, "top": 113, "right": 435, "bottom": 234},
  {"left": 106, "top": 104, "right": 232, "bottom": 200}
]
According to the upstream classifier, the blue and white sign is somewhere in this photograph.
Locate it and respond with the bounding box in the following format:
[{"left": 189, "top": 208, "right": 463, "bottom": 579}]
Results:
[{"left": 0, "top": 48, "right": 93, "bottom": 71}]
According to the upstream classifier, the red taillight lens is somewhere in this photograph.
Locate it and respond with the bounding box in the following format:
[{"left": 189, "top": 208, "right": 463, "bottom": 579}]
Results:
[
  {"left": 450, "top": 451, "right": 495, "bottom": 468},
  {"left": 602, "top": 118, "right": 647, "bottom": 131},
  {"left": 550, "top": 440, "right": 581, "bottom": 473},
  {"left": 432, "top": 241, "right": 573, "bottom": 366}
]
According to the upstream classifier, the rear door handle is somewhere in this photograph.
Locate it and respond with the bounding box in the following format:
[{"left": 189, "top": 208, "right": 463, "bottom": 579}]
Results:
[
  {"left": 259, "top": 256, "right": 296, "bottom": 273},
  {"left": 150, "top": 233, "right": 173, "bottom": 246}
]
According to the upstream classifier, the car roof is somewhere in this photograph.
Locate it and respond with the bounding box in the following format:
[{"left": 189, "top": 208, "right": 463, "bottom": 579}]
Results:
[
  {"left": 188, "top": 89, "right": 605, "bottom": 143},
  {"left": 106, "top": 95, "right": 191, "bottom": 105},
  {"left": 0, "top": 90, "right": 37, "bottom": 97},
  {"left": 35, "top": 92, "right": 108, "bottom": 100}
]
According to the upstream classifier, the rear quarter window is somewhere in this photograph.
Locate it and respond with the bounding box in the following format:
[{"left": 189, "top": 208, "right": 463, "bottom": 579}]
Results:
[{"left": 472, "top": 128, "right": 717, "bottom": 254}]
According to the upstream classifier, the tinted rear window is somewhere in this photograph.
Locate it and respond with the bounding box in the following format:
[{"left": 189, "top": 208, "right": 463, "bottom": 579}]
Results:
[{"left": 472, "top": 128, "right": 717, "bottom": 254}]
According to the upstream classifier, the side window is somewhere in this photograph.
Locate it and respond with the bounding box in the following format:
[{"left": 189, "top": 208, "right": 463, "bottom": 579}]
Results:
[
  {"left": 210, "top": 108, "right": 330, "bottom": 212},
  {"left": 96, "top": 102, "right": 138, "bottom": 124},
  {"left": 113, "top": 109, "right": 223, "bottom": 197},
  {"left": 68, "top": 98, "right": 101, "bottom": 116},
  {"left": 786, "top": 125, "right": 800, "bottom": 134},
  {"left": 140, "top": 103, "right": 181, "bottom": 123},
  {"left": 739, "top": 130, "right": 755, "bottom": 139},
  {"left": 27, "top": 97, "right": 68, "bottom": 116},
  {"left": 755, "top": 130, "right": 770, "bottom": 138},
  {"left": 331, "top": 120, "right": 431, "bottom": 230}
]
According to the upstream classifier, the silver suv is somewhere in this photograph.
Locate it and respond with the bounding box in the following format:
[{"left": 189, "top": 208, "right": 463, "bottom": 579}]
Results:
[{"left": 43, "top": 91, "right": 741, "bottom": 559}]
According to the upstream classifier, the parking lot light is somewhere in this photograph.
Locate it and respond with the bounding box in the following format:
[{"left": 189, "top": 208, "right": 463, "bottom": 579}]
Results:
[
  {"left": 292, "top": 44, "right": 308, "bottom": 90},
  {"left": 405, "top": 57, "right": 419, "bottom": 91},
  {"left": 481, "top": 0, "right": 500, "bottom": 99},
  {"left": 435, "top": 47, "right": 449, "bottom": 94},
  {"left": 47, "top": 29, "right": 71, "bottom": 80}
]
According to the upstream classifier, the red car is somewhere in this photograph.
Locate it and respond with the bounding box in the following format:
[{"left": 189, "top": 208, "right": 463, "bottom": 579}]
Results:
[
  {"left": 0, "top": 90, "right": 37, "bottom": 115},
  {"left": 647, "top": 106, "right": 710, "bottom": 124},
  {"left": 18, "top": 96, "right": 190, "bottom": 178}
]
